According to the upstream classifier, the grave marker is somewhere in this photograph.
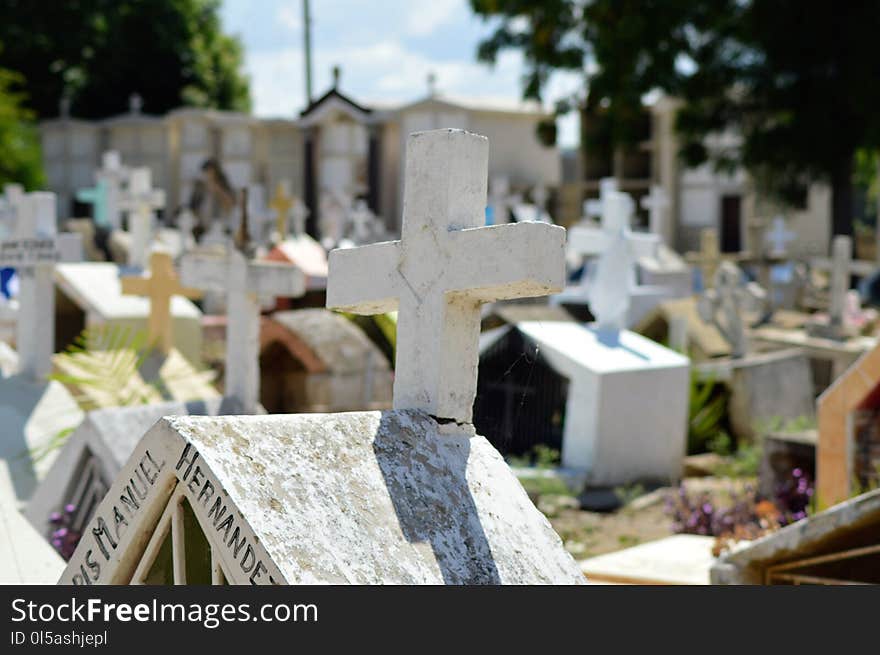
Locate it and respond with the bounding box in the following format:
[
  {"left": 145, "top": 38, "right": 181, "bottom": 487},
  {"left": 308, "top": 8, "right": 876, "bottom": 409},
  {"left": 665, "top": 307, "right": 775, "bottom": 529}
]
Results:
[
  {"left": 0, "top": 193, "right": 60, "bottom": 379},
  {"left": 327, "top": 129, "right": 565, "bottom": 425},
  {"left": 119, "top": 168, "right": 165, "bottom": 269},
  {"left": 687, "top": 228, "right": 722, "bottom": 289},
  {"left": 269, "top": 181, "right": 293, "bottom": 241},
  {"left": 697, "top": 261, "right": 766, "bottom": 358},
  {"left": 181, "top": 249, "right": 305, "bottom": 413},
  {"left": 641, "top": 185, "right": 669, "bottom": 242},
  {"left": 121, "top": 251, "right": 202, "bottom": 354},
  {"left": 765, "top": 216, "right": 796, "bottom": 258}
]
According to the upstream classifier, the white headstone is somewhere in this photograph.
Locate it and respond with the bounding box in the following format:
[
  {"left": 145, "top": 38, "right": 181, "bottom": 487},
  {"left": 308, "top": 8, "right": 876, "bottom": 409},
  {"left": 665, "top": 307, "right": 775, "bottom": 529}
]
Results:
[
  {"left": 0, "top": 193, "right": 60, "bottom": 380},
  {"left": 119, "top": 167, "right": 165, "bottom": 269},
  {"left": 181, "top": 250, "right": 305, "bottom": 413},
  {"left": 327, "top": 129, "right": 565, "bottom": 425}
]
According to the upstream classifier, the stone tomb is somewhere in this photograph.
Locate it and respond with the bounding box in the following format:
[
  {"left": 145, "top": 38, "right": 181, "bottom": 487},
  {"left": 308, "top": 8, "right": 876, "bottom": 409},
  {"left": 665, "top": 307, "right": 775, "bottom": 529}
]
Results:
[
  {"left": 54, "top": 261, "right": 203, "bottom": 364},
  {"left": 259, "top": 309, "right": 393, "bottom": 414},
  {"left": 816, "top": 340, "right": 880, "bottom": 507},
  {"left": 516, "top": 321, "right": 689, "bottom": 485},
  {"left": 60, "top": 410, "right": 584, "bottom": 584},
  {"left": 26, "top": 397, "right": 248, "bottom": 544}
]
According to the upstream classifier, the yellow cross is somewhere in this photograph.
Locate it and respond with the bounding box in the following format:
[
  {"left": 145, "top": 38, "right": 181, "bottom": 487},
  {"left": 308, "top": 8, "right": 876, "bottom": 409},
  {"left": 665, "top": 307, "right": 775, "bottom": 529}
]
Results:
[
  {"left": 121, "top": 251, "right": 202, "bottom": 354},
  {"left": 269, "top": 182, "right": 294, "bottom": 239},
  {"left": 686, "top": 228, "right": 721, "bottom": 287}
]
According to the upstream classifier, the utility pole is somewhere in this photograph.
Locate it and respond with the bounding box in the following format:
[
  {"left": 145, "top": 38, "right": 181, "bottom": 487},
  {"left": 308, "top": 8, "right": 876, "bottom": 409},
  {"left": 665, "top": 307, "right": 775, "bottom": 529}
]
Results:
[{"left": 303, "top": 0, "right": 313, "bottom": 105}]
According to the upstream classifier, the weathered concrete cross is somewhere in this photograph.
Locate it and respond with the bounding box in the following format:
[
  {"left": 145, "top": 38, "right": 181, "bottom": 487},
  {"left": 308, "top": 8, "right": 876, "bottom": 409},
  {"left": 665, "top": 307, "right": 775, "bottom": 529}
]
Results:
[
  {"left": 697, "top": 261, "right": 766, "bottom": 358},
  {"left": 327, "top": 129, "right": 565, "bottom": 425},
  {"left": 0, "top": 193, "right": 61, "bottom": 379},
  {"left": 181, "top": 250, "right": 305, "bottom": 413},
  {"left": 119, "top": 168, "right": 165, "bottom": 269},
  {"left": 121, "top": 251, "right": 201, "bottom": 354},
  {"left": 828, "top": 234, "right": 852, "bottom": 333}
]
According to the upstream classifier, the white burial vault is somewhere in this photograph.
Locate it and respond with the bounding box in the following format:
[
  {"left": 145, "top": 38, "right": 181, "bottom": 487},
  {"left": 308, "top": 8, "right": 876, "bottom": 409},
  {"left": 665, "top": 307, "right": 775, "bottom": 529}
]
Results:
[
  {"left": 26, "top": 397, "right": 249, "bottom": 542},
  {"left": 62, "top": 128, "right": 583, "bottom": 584},
  {"left": 517, "top": 321, "right": 690, "bottom": 485}
]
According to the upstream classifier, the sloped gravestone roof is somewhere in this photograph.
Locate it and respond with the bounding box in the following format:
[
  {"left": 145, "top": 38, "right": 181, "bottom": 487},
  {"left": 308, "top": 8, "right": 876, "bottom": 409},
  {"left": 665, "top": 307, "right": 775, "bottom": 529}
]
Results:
[
  {"left": 711, "top": 489, "right": 880, "bottom": 584},
  {"left": 26, "top": 397, "right": 248, "bottom": 538},
  {"left": 61, "top": 410, "right": 584, "bottom": 584}
]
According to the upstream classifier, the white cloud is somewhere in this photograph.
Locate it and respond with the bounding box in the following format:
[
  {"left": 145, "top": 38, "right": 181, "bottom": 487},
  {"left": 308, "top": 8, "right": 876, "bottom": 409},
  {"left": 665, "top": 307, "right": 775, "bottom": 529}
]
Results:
[
  {"left": 278, "top": 4, "right": 302, "bottom": 32},
  {"left": 238, "top": 2, "right": 584, "bottom": 147},
  {"left": 405, "top": 0, "right": 462, "bottom": 37}
]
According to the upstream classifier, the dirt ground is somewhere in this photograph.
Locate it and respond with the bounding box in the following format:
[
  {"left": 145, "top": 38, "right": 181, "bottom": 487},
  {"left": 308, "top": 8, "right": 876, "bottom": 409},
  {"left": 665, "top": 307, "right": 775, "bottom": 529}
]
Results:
[{"left": 538, "top": 476, "right": 756, "bottom": 561}]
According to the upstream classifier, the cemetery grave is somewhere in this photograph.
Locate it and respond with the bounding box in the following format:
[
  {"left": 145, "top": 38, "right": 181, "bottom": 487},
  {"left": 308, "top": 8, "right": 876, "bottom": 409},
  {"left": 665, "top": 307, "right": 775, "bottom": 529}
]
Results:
[{"left": 60, "top": 129, "right": 586, "bottom": 585}]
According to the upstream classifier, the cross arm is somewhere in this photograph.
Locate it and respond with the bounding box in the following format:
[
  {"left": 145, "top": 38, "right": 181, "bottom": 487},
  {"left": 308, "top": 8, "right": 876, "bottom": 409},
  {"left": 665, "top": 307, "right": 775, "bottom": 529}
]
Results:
[
  {"left": 179, "top": 253, "right": 230, "bottom": 292},
  {"left": 446, "top": 222, "right": 566, "bottom": 302},
  {"left": 567, "top": 225, "right": 610, "bottom": 257},
  {"left": 326, "top": 240, "right": 401, "bottom": 314},
  {"left": 247, "top": 261, "right": 306, "bottom": 299},
  {"left": 120, "top": 275, "right": 150, "bottom": 296}
]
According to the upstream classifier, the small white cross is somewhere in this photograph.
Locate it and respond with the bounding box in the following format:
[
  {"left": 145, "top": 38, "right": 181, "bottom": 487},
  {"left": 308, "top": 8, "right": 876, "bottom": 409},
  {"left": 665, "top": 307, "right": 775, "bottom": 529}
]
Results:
[
  {"left": 327, "top": 129, "right": 565, "bottom": 425},
  {"left": 119, "top": 168, "right": 165, "bottom": 269},
  {"left": 488, "top": 175, "right": 511, "bottom": 225},
  {"left": 764, "top": 216, "right": 796, "bottom": 258},
  {"left": 640, "top": 185, "right": 669, "bottom": 241},
  {"left": 575, "top": 191, "right": 659, "bottom": 331},
  {"left": 97, "top": 151, "right": 129, "bottom": 231},
  {"left": 180, "top": 250, "right": 305, "bottom": 413},
  {"left": 583, "top": 177, "right": 618, "bottom": 222},
  {"left": 0, "top": 193, "right": 61, "bottom": 379},
  {"left": 348, "top": 199, "right": 376, "bottom": 243}
]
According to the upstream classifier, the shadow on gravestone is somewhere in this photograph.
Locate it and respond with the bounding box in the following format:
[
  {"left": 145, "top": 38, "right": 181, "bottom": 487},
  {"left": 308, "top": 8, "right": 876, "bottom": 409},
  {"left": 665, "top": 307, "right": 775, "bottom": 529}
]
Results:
[{"left": 372, "top": 412, "right": 501, "bottom": 584}]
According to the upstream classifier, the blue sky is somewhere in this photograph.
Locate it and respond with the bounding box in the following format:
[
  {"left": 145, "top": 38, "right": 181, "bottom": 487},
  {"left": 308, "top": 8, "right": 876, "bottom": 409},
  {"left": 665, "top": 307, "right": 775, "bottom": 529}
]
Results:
[{"left": 220, "top": 0, "right": 583, "bottom": 147}]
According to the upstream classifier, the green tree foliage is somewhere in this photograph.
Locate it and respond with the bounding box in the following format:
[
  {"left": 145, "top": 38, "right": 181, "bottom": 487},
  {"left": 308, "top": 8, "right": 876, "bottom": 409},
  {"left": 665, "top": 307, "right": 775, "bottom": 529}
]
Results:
[
  {"left": 0, "top": 0, "right": 250, "bottom": 119},
  {"left": 471, "top": 1, "right": 880, "bottom": 237},
  {"left": 0, "top": 65, "right": 44, "bottom": 188}
]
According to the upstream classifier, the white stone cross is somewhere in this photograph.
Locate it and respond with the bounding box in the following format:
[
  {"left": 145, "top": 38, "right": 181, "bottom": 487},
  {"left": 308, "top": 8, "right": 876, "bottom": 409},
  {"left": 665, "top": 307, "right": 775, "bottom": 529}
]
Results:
[
  {"left": 97, "top": 150, "right": 128, "bottom": 231},
  {"left": 0, "top": 193, "right": 60, "bottom": 379},
  {"left": 119, "top": 167, "right": 165, "bottom": 269},
  {"left": 327, "top": 129, "right": 565, "bottom": 425},
  {"left": 641, "top": 185, "right": 669, "bottom": 242},
  {"left": 583, "top": 177, "right": 618, "bottom": 222},
  {"left": 348, "top": 199, "right": 376, "bottom": 243},
  {"left": 765, "top": 216, "right": 796, "bottom": 258},
  {"left": 697, "top": 261, "right": 766, "bottom": 358},
  {"left": 581, "top": 191, "right": 660, "bottom": 331},
  {"left": 180, "top": 250, "right": 305, "bottom": 413}
]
